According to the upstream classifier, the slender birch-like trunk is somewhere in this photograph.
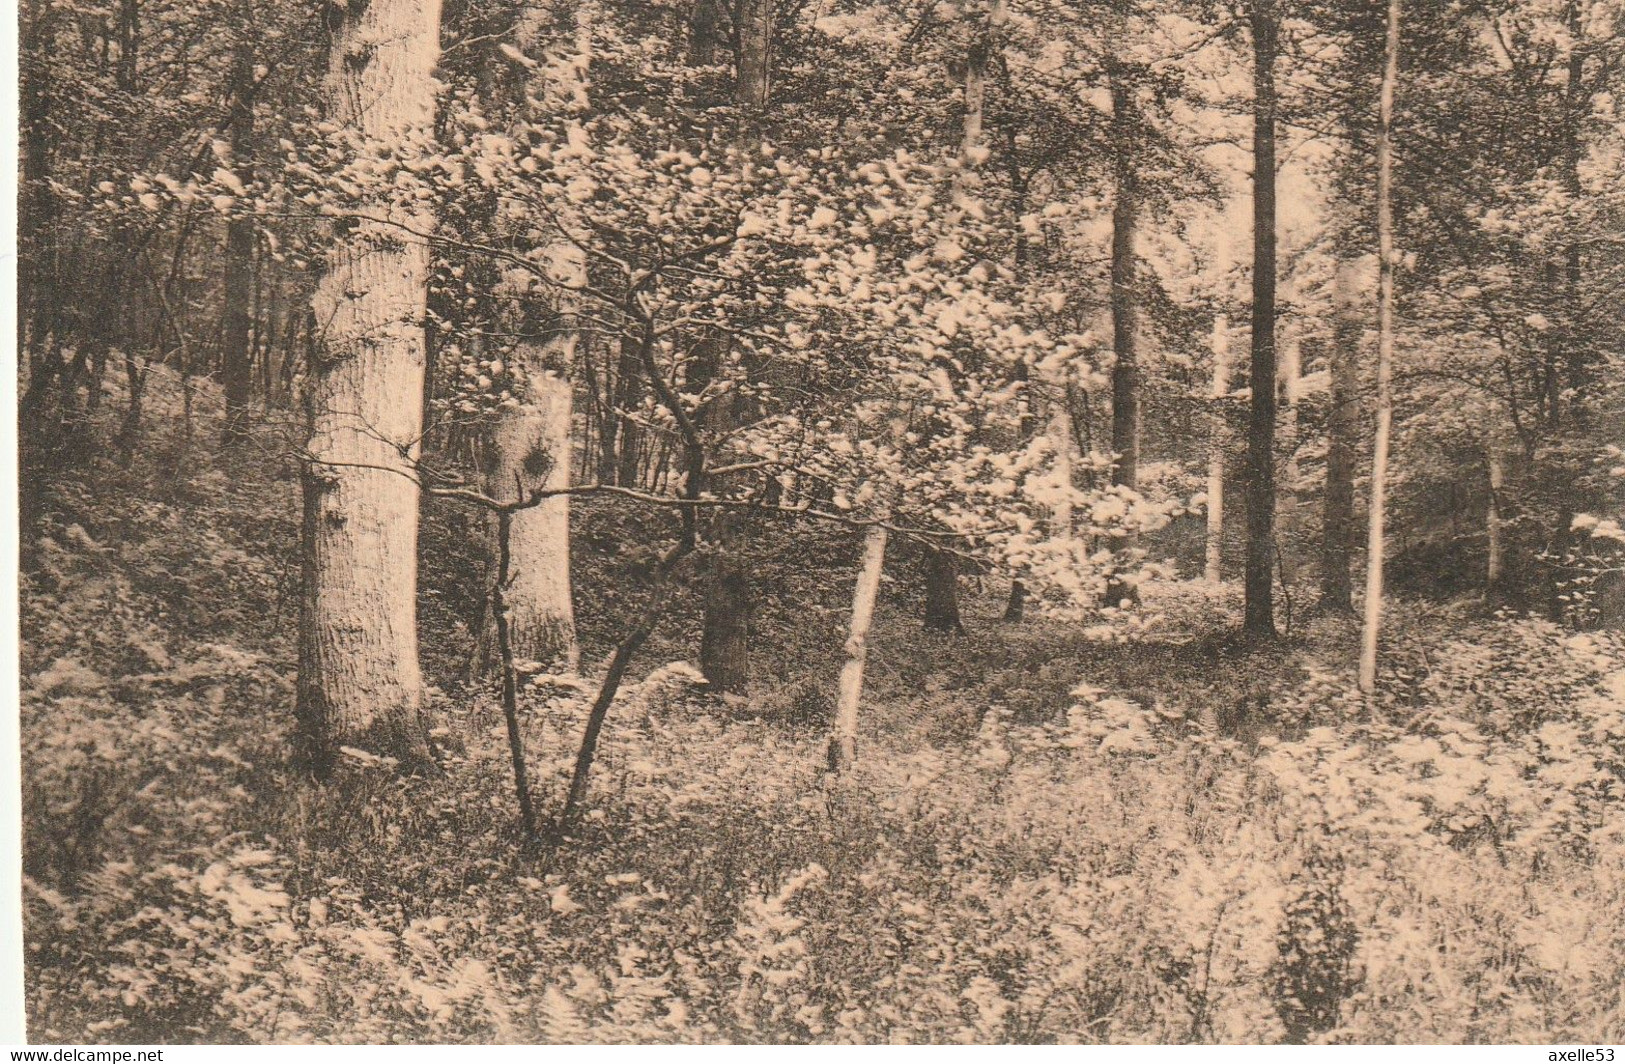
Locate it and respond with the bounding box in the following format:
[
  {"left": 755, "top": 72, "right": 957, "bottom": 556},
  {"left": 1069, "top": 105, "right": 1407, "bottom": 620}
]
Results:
[
  {"left": 829, "top": 526, "right": 888, "bottom": 772},
  {"left": 1359, "top": 0, "right": 1401, "bottom": 694},
  {"left": 296, "top": 0, "right": 444, "bottom": 773},
  {"left": 1206, "top": 314, "right": 1230, "bottom": 584}
]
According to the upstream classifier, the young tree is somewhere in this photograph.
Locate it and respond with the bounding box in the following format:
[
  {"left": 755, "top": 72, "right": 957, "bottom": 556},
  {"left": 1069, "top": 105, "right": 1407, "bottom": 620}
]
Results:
[
  {"left": 295, "top": 0, "right": 446, "bottom": 773},
  {"left": 829, "top": 525, "right": 887, "bottom": 771},
  {"left": 1359, "top": 0, "right": 1401, "bottom": 694}
]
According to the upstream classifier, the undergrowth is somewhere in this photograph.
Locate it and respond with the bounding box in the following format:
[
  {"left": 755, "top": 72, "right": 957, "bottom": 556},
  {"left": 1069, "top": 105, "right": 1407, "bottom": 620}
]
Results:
[{"left": 20, "top": 380, "right": 1625, "bottom": 1044}]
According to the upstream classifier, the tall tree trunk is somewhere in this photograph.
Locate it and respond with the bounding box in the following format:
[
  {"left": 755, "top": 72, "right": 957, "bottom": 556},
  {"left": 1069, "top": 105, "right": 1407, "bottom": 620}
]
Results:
[
  {"left": 295, "top": 0, "right": 444, "bottom": 775},
  {"left": 1244, "top": 0, "right": 1280, "bottom": 638},
  {"left": 1560, "top": 0, "right": 1588, "bottom": 424},
  {"left": 1320, "top": 261, "right": 1362, "bottom": 613},
  {"left": 1109, "top": 68, "right": 1140, "bottom": 494},
  {"left": 481, "top": 3, "right": 586, "bottom": 673},
  {"left": 1206, "top": 314, "right": 1230, "bottom": 584},
  {"left": 220, "top": 30, "right": 257, "bottom": 444},
  {"left": 830, "top": 527, "right": 887, "bottom": 772},
  {"left": 1278, "top": 333, "right": 1302, "bottom": 587},
  {"left": 1359, "top": 0, "right": 1401, "bottom": 694},
  {"left": 922, "top": 548, "right": 964, "bottom": 633}
]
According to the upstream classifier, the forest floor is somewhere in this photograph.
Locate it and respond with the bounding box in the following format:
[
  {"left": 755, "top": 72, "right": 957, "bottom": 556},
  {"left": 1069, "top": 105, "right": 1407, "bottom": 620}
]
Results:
[{"left": 19, "top": 371, "right": 1625, "bottom": 1044}]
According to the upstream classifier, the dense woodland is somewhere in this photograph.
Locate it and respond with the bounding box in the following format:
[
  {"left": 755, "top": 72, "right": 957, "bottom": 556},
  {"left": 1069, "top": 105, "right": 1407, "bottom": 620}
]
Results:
[{"left": 17, "top": 0, "right": 1625, "bottom": 1045}]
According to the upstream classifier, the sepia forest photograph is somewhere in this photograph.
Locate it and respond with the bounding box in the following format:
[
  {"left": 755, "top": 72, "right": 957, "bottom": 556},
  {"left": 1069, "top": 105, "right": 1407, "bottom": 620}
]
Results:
[{"left": 13, "top": 0, "right": 1625, "bottom": 1045}]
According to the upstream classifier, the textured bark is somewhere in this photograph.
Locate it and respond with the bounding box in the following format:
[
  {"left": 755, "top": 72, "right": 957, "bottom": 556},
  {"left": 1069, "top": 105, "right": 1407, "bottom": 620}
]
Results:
[
  {"left": 1278, "top": 335, "right": 1302, "bottom": 587},
  {"left": 735, "top": 0, "right": 772, "bottom": 111},
  {"left": 1320, "top": 264, "right": 1361, "bottom": 613},
  {"left": 700, "top": 548, "right": 751, "bottom": 694},
  {"left": 1109, "top": 69, "right": 1141, "bottom": 493},
  {"left": 1359, "top": 0, "right": 1401, "bottom": 694},
  {"left": 1244, "top": 0, "right": 1280, "bottom": 638},
  {"left": 220, "top": 32, "right": 257, "bottom": 444},
  {"left": 922, "top": 548, "right": 965, "bottom": 634},
  {"left": 829, "top": 527, "right": 887, "bottom": 772},
  {"left": 489, "top": 369, "right": 578, "bottom": 669},
  {"left": 1206, "top": 314, "right": 1231, "bottom": 584},
  {"left": 295, "top": 0, "right": 443, "bottom": 774},
  {"left": 481, "top": 3, "right": 585, "bottom": 673}
]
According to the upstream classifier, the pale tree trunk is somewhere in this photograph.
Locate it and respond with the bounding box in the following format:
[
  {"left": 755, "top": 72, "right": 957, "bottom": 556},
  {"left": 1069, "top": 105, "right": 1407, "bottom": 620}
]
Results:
[
  {"left": 1359, "top": 0, "right": 1401, "bottom": 694},
  {"left": 829, "top": 526, "right": 888, "bottom": 772},
  {"left": 1244, "top": 0, "right": 1280, "bottom": 638},
  {"left": 483, "top": 5, "right": 589, "bottom": 673},
  {"left": 489, "top": 368, "right": 578, "bottom": 669},
  {"left": 296, "top": 0, "right": 443, "bottom": 774},
  {"left": 959, "top": 0, "right": 1006, "bottom": 166},
  {"left": 1050, "top": 402, "right": 1075, "bottom": 540},
  {"left": 1486, "top": 439, "right": 1508, "bottom": 605},
  {"left": 1321, "top": 261, "right": 1362, "bottom": 613},
  {"left": 1205, "top": 314, "right": 1230, "bottom": 584}
]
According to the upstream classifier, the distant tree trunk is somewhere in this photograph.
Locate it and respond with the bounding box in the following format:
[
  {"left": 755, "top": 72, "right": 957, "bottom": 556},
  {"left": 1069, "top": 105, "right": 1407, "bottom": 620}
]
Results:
[
  {"left": 1109, "top": 68, "right": 1140, "bottom": 494},
  {"left": 700, "top": 543, "right": 751, "bottom": 695},
  {"left": 1320, "top": 262, "right": 1362, "bottom": 613},
  {"left": 1560, "top": 0, "right": 1588, "bottom": 424},
  {"left": 735, "top": 0, "right": 772, "bottom": 112},
  {"left": 1244, "top": 0, "right": 1280, "bottom": 638},
  {"left": 1359, "top": 0, "right": 1401, "bottom": 694},
  {"left": 922, "top": 548, "right": 964, "bottom": 633},
  {"left": 1278, "top": 334, "right": 1302, "bottom": 586},
  {"left": 615, "top": 339, "right": 643, "bottom": 486},
  {"left": 688, "top": 0, "right": 729, "bottom": 66},
  {"left": 295, "top": 0, "right": 443, "bottom": 775},
  {"left": 220, "top": 31, "right": 257, "bottom": 444},
  {"left": 830, "top": 526, "right": 887, "bottom": 772},
  {"left": 1206, "top": 314, "right": 1230, "bottom": 584},
  {"left": 1003, "top": 580, "right": 1027, "bottom": 621},
  {"left": 1486, "top": 441, "right": 1509, "bottom": 606}
]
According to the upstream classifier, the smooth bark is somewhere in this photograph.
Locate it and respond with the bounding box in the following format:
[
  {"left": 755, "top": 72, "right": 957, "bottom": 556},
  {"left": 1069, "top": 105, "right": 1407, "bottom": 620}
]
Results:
[
  {"left": 829, "top": 527, "right": 888, "bottom": 772},
  {"left": 1359, "top": 0, "right": 1401, "bottom": 694}
]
